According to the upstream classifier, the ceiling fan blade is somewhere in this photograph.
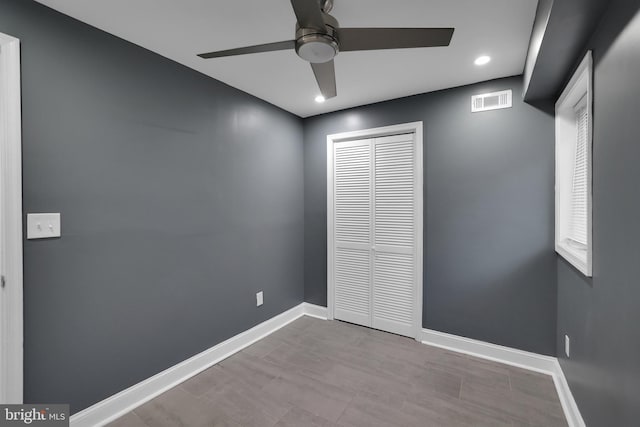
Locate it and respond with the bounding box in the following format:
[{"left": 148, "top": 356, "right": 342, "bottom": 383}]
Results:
[
  {"left": 311, "top": 60, "right": 337, "bottom": 99},
  {"left": 198, "top": 40, "right": 295, "bottom": 59},
  {"left": 338, "top": 28, "right": 454, "bottom": 52},
  {"left": 290, "top": 0, "right": 326, "bottom": 30}
]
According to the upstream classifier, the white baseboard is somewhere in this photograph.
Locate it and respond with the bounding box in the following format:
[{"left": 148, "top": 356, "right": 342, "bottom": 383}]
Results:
[
  {"left": 71, "top": 303, "right": 308, "bottom": 427},
  {"left": 420, "top": 328, "right": 557, "bottom": 374},
  {"left": 420, "top": 328, "right": 585, "bottom": 427},
  {"left": 552, "top": 359, "right": 586, "bottom": 427},
  {"left": 297, "top": 307, "right": 584, "bottom": 426},
  {"left": 302, "top": 302, "right": 328, "bottom": 319},
  {"left": 70, "top": 304, "right": 583, "bottom": 427}
]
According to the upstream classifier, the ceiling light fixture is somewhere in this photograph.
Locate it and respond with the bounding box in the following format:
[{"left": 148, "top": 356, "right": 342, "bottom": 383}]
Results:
[
  {"left": 315, "top": 95, "right": 326, "bottom": 103},
  {"left": 474, "top": 55, "right": 491, "bottom": 66}
]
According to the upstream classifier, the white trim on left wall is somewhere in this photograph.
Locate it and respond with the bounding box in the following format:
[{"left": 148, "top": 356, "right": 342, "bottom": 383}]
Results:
[
  {"left": 70, "top": 303, "right": 325, "bottom": 427},
  {"left": 0, "top": 31, "right": 24, "bottom": 405}
]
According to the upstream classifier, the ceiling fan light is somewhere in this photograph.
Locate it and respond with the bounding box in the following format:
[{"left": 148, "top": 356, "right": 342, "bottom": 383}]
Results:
[{"left": 297, "top": 40, "right": 337, "bottom": 63}]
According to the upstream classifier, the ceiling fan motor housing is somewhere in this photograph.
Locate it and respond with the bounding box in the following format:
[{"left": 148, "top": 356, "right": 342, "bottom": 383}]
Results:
[{"left": 295, "top": 13, "right": 339, "bottom": 63}]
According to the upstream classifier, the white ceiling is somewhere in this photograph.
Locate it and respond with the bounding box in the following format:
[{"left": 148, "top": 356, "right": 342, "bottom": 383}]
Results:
[{"left": 35, "top": 0, "right": 538, "bottom": 117}]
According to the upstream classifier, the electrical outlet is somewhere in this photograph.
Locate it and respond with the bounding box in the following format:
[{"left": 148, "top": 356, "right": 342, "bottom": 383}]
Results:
[
  {"left": 565, "top": 335, "right": 570, "bottom": 358},
  {"left": 256, "top": 291, "right": 263, "bottom": 307}
]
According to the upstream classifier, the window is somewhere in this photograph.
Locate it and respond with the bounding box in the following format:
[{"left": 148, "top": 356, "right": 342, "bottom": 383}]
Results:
[{"left": 555, "top": 51, "right": 593, "bottom": 276}]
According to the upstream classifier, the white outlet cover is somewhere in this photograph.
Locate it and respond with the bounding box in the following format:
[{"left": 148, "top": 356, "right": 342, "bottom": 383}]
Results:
[
  {"left": 565, "top": 335, "right": 570, "bottom": 358},
  {"left": 27, "top": 213, "right": 61, "bottom": 239},
  {"left": 256, "top": 291, "right": 263, "bottom": 307}
]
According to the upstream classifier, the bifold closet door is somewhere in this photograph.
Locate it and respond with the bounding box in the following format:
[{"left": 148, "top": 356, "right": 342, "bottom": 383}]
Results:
[
  {"left": 332, "top": 132, "right": 418, "bottom": 337},
  {"left": 332, "top": 139, "right": 373, "bottom": 327},
  {"left": 372, "top": 133, "right": 418, "bottom": 337}
]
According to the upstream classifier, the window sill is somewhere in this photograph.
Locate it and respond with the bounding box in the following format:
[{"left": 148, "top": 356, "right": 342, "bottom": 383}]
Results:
[{"left": 556, "top": 241, "right": 592, "bottom": 277}]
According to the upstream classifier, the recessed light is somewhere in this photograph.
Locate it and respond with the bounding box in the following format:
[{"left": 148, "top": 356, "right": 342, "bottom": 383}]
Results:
[
  {"left": 475, "top": 55, "right": 491, "bottom": 66},
  {"left": 315, "top": 95, "right": 326, "bottom": 103}
]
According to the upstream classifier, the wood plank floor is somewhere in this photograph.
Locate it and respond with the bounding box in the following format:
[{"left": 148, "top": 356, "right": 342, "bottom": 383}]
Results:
[{"left": 109, "top": 316, "right": 568, "bottom": 427}]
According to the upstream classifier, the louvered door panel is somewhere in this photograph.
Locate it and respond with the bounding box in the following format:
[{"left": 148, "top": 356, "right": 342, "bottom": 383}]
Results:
[
  {"left": 333, "top": 140, "right": 372, "bottom": 327},
  {"left": 374, "top": 137, "right": 415, "bottom": 248},
  {"left": 372, "top": 133, "right": 417, "bottom": 337},
  {"left": 373, "top": 252, "right": 415, "bottom": 330},
  {"left": 334, "top": 247, "right": 370, "bottom": 324}
]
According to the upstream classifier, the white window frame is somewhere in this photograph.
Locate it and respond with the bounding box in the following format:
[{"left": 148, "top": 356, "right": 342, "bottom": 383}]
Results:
[
  {"left": 0, "top": 32, "right": 24, "bottom": 404},
  {"left": 326, "top": 121, "right": 424, "bottom": 341},
  {"left": 555, "top": 51, "right": 593, "bottom": 276}
]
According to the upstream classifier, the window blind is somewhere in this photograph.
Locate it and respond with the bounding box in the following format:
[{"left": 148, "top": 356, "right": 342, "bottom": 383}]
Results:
[{"left": 568, "top": 104, "right": 589, "bottom": 246}]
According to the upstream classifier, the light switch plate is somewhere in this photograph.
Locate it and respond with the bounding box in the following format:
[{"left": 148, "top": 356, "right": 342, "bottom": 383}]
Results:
[{"left": 27, "top": 213, "right": 61, "bottom": 239}]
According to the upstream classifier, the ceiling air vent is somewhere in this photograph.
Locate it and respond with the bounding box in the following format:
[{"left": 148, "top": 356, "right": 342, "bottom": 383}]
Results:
[{"left": 471, "top": 89, "right": 512, "bottom": 113}]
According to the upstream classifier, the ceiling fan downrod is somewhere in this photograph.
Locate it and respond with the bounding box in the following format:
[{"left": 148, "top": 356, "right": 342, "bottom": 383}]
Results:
[{"left": 321, "top": 0, "right": 333, "bottom": 13}]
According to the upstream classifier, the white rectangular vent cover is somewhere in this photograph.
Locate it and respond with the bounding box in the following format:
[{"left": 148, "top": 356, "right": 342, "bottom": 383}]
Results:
[{"left": 471, "top": 89, "right": 512, "bottom": 112}]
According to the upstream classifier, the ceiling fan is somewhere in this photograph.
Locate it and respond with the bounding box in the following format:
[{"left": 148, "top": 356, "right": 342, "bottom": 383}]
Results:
[{"left": 197, "top": 0, "right": 454, "bottom": 100}]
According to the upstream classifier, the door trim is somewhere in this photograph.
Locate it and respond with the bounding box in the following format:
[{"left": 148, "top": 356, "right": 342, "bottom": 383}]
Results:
[
  {"left": 0, "top": 32, "right": 24, "bottom": 404},
  {"left": 326, "top": 121, "right": 423, "bottom": 340}
]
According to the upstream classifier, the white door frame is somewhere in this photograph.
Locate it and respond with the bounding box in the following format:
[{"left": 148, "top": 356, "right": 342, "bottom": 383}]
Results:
[
  {"left": 0, "top": 32, "right": 24, "bottom": 404},
  {"left": 326, "top": 121, "right": 423, "bottom": 340}
]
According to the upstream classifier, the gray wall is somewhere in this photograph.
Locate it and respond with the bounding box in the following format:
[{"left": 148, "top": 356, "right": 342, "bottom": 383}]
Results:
[
  {"left": 0, "top": 0, "right": 304, "bottom": 413},
  {"left": 555, "top": 1, "right": 640, "bottom": 425},
  {"left": 304, "top": 77, "right": 558, "bottom": 355}
]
